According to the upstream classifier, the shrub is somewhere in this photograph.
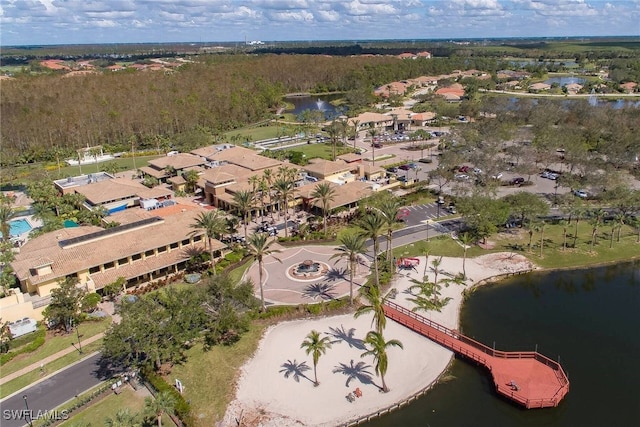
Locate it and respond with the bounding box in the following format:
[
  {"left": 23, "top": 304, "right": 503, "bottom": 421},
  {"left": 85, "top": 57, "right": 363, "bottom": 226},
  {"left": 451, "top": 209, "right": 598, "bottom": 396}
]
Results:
[
  {"left": 142, "top": 367, "right": 195, "bottom": 426},
  {"left": 0, "top": 326, "right": 46, "bottom": 365}
]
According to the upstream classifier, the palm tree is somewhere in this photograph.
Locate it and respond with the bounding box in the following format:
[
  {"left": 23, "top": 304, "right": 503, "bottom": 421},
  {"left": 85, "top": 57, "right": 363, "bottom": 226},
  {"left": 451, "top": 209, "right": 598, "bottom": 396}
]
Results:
[
  {"left": 247, "top": 232, "right": 282, "bottom": 311},
  {"left": 327, "top": 120, "right": 340, "bottom": 161},
  {"left": 357, "top": 212, "right": 386, "bottom": 289},
  {"left": 361, "top": 330, "right": 403, "bottom": 393},
  {"left": 300, "top": 330, "right": 332, "bottom": 386},
  {"left": 144, "top": 391, "right": 175, "bottom": 427},
  {"left": 273, "top": 174, "right": 295, "bottom": 238},
  {"left": 351, "top": 119, "right": 361, "bottom": 150},
  {"left": 0, "top": 196, "right": 15, "bottom": 243},
  {"left": 589, "top": 208, "right": 605, "bottom": 249},
  {"left": 311, "top": 182, "right": 336, "bottom": 237},
  {"left": 183, "top": 169, "right": 200, "bottom": 194},
  {"left": 190, "top": 210, "right": 228, "bottom": 274},
  {"left": 368, "top": 127, "right": 379, "bottom": 166},
  {"left": 430, "top": 256, "right": 444, "bottom": 285},
  {"left": 458, "top": 232, "right": 473, "bottom": 278},
  {"left": 572, "top": 206, "right": 585, "bottom": 248},
  {"left": 376, "top": 197, "right": 402, "bottom": 272},
  {"left": 538, "top": 220, "right": 546, "bottom": 257},
  {"left": 104, "top": 408, "right": 139, "bottom": 427},
  {"left": 408, "top": 276, "right": 452, "bottom": 314},
  {"left": 233, "top": 190, "right": 254, "bottom": 239},
  {"left": 262, "top": 168, "right": 274, "bottom": 218},
  {"left": 331, "top": 233, "right": 367, "bottom": 305},
  {"left": 354, "top": 283, "right": 386, "bottom": 333}
]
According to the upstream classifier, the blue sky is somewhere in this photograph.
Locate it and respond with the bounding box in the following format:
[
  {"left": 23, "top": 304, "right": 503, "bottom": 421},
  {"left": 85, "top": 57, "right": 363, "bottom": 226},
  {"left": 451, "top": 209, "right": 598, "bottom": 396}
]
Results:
[{"left": 1, "top": 0, "right": 639, "bottom": 46}]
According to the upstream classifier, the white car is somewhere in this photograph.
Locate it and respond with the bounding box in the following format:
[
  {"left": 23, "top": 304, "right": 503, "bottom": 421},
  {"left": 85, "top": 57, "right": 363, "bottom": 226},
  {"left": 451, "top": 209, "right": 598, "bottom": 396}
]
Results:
[
  {"left": 491, "top": 172, "right": 503, "bottom": 180},
  {"left": 574, "top": 189, "right": 589, "bottom": 199}
]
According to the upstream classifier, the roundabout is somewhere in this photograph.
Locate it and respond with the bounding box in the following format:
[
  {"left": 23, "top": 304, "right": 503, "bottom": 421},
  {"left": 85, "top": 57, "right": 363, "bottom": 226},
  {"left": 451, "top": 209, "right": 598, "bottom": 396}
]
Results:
[{"left": 244, "top": 244, "right": 371, "bottom": 306}]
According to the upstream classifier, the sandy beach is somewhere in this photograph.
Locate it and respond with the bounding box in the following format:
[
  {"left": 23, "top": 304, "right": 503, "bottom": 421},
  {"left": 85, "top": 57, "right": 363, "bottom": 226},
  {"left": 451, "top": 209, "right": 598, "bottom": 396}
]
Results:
[{"left": 223, "top": 253, "right": 535, "bottom": 427}]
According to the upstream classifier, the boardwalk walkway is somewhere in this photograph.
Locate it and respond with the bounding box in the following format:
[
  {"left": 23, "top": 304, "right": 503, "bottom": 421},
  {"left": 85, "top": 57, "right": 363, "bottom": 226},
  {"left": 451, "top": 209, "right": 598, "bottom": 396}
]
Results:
[{"left": 383, "top": 301, "right": 570, "bottom": 409}]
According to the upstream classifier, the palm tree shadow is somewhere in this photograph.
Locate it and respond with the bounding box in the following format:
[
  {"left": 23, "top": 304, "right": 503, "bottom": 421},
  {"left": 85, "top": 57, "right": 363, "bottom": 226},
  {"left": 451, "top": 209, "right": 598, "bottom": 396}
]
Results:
[
  {"left": 303, "top": 282, "right": 336, "bottom": 300},
  {"left": 279, "top": 359, "right": 314, "bottom": 384},
  {"left": 332, "top": 359, "right": 376, "bottom": 388},
  {"left": 325, "top": 267, "right": 347, "bottom": 282},
  {"left": 326, "top": 325, "right": 366, "bottom": 350}
]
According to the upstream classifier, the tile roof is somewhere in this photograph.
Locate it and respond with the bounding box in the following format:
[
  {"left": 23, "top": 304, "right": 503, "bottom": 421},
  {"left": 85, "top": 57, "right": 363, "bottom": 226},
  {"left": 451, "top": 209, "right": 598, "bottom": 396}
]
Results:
[
  {"left": 303, "top": 159, "right": 353, "bottom": 178},
  {"left": 147, "top": 153, "right": 206, "bottom": 171},
  {"left": 12, "top": 206, "right": 220, "bottom": 286},
  {"left": 74, "top": 177, "right": 171, "bottom": 205}
]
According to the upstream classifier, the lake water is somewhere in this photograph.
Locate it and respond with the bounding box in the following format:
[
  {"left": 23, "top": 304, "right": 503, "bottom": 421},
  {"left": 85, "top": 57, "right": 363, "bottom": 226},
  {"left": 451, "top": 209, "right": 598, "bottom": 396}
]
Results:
[
  {"left": 284, "top": 93, "right": 347, "bottom": 120},
  {"left": 543, "top": 76, "right": 586, "bottom": 86},
  {"left": 364, "top": 261, "right": 640, "bottom": 427}
]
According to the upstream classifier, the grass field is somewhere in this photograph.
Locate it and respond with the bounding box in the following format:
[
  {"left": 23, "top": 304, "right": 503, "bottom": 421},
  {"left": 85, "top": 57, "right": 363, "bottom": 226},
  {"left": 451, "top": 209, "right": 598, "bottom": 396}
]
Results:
[
  {"left": 1, "top": 318, "right": 110, "bottom": 378},
  {"left": 56, "top": 386, "right": 171, "bottom": 427},
  {"left": 166, "top": 323, "right": 266, "bottom": 426},
  {"left": 393, "top": 222, "right": 640, "bottom": 270}
]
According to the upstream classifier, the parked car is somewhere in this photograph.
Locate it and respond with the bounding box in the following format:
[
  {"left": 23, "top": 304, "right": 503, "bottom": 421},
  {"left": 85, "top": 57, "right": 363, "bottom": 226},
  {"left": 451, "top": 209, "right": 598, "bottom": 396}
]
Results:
[
  {"left": 458, "top": 165, "right": 470, "bottom": 173},
  {"left": 418, "top": 157, "right": 432, "bottom": 164},
  {"left": 491, "top": 172, "right": 503, "bottom": 180},
  {"left": 447, "top": 204, "right": 457, "bottom": 214},
  {"left": 399, "top": 164, "right": 412, "bottom": 171},
  {"left": 510, "top": 177, "right": 525, "bottom": 186},
  {"left": 541, "top": 170, "right": 559, "bottom": 180},
  {"left": 371, "top": 143, "right": 383, "bottom": 148},
  {"left": 455, "top": 173, "right": 470, "bottom": 180},
  {"left": 574, "top": 189, "right": 589, "bottom": 199},
  {"left": 398, "top": 175, "right": 408, "bottom": 182},
  {"left": 386, "top": 167, "right": 399, "bottom": 173}
]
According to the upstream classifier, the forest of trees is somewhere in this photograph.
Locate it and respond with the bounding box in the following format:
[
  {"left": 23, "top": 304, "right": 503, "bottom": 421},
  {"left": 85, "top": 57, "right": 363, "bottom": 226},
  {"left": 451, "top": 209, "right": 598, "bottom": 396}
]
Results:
[{"left": 2, "top": 50, "right": 639, "bottom": 168}]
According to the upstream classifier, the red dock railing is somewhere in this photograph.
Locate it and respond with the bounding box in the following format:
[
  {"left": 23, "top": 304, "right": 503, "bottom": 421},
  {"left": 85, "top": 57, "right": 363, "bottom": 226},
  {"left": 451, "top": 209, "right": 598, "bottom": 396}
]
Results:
[{"left": 383, "top": 301, "right": 570, "bottom": 409}]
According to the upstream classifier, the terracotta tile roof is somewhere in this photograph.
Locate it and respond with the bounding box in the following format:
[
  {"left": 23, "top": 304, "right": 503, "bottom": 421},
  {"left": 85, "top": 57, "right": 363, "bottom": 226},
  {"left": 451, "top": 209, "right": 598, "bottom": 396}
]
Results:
[
  {"left": 310, "top": 181, "right": 374, "bottom": 209},
  {"left": 147, "top": 153, "right": 206, "bottom": 171},
  {"left": 337, "top": 153, "right": 362, "bottom": 163},
  {"left": 12, "top": 206, "right": 220, "bottom": 286},
  {"left": 74, "top": 177, "right": 170, "bottom": 205},
  {"left": 139, "top": 166, "right": 167, "bottom": 179},
  {"left": 303, "top": 159, "right": 353, "bottom": 178}
]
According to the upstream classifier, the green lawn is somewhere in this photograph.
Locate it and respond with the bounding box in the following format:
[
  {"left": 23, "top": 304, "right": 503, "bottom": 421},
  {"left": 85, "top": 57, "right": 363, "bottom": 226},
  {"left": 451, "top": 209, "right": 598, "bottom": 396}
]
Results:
[
  {"left": 1, "top": 318, "right": 111, "bottom": 378},
  {"left": 56, "top": 386, "right": 171, "bottom": 427},
  {"left": 392, "top": 222, "right": 640, "bottom": 270},
  {"left": 166, "top": 324, "right": 266, "bottom": 426},
  {"left": 0, "top": 340, "right": 104, "bottom": 399}
]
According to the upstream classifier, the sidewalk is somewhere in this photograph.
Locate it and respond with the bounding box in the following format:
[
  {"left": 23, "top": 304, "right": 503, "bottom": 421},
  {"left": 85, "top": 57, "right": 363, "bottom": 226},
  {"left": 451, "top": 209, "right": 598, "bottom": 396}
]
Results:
[{"left": 0, "top": 332, "right": 105, "bottom": 386}]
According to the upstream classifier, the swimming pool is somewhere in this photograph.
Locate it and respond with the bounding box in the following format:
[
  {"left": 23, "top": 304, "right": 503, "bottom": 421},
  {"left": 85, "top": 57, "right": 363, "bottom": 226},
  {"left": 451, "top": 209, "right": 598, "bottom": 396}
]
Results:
[{"left": 8, "top": 218, "right": 33, "bottom": 237}]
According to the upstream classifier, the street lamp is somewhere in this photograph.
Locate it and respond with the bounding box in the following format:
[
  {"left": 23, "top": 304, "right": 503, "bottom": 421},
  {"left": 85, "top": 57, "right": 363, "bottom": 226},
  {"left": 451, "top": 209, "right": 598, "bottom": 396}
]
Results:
[
  {"left": 23, "top": 395, "right": 33, "bottom": 427},
  {"left": 70, "top": 320, "right": 83, "bottom": 354}
]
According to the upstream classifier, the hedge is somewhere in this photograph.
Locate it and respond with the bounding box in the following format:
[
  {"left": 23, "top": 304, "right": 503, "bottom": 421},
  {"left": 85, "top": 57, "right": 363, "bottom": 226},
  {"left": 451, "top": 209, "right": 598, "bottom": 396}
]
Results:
[
  {"left": 142, "top": 367, "right": 195, "bottom": 426},
  {"left": 1, "top": 326, "right": 46, "bottom": 365}
]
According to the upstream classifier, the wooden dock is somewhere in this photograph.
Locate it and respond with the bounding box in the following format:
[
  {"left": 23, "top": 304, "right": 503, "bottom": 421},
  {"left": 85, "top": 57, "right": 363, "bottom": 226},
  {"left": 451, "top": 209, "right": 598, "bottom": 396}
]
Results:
[{"left": 383, "top": 301, "right": 570, "bottom": 408}]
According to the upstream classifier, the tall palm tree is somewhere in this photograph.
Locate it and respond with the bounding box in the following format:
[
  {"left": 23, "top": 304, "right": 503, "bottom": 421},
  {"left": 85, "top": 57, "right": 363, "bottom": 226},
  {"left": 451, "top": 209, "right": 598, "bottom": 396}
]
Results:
[
  {"left": 357, "top": 212, "right": 386, "bottom": 289},
  {"left": 104, "top": 408, "right": 139, "bottom": 427},
  {"left": 311, "top": 182, "right": 336, "bottom": 237},
  {"left": 376, "top": 197, "right": 402, "bottom": 272},
  {"left": 0, "top": 196, "right": 15, "bottom": 242},
  {"left": 572, "top": 206, "right": 585, "bottom": 248},
  {"left": 190, "top": 210, "right": 228, "bottom": 274},
  {"left": 300, "top": 330, "right": 332, "bottom": 386},
  {"left": 458, "top": 232, "right": 473, "bottom": 278},
  {"left": 430, "top": 256, "right": 444, "bottom": 285},
  {"left": 361, "top": 330, "right": 403, "bottom": 393},
  {"left": 538, "top": 220, "right": 546, "bottom": 257},
  {"left": 247, "top": 232, "right": 282, "bottom": 311},
  {"left": 273, "top": 175, "right": 294, "bottom": 238},
  {"left": 590, "top": 208, "right": 605, "bottom": 249},
  {"left": 331, "top": 233, "right": 367, "bottom": 305},
  {"left": 327, "top": 121, "right": 340, "bottom": 161},
  {"left": 368, "top": 127, "right": 379, "bottom": 166},
  {"left": 354, "top": 283, "right": 386, "bottom": 334},
  {"left": 144, "top": 391, "right": 175, "bottom": 427},
  {"left": 262, "top": 168, "right": 274, "bottom": 218},
  {"left": 351, "top": 119, "right": 361, "bottom": 150},
  {"left": 233, "top": 190, "right": 254, "bottom": 239}
]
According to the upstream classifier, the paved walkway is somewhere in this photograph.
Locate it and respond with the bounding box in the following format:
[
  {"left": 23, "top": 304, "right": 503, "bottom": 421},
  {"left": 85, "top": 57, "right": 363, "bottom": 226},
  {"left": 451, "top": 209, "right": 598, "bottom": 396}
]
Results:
[{"left": 0, "top": 332, "right": 105, "bottom": 386}]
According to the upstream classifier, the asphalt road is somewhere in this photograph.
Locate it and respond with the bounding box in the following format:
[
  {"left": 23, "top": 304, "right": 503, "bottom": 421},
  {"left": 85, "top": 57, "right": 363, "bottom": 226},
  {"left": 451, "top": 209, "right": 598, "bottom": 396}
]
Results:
[{"left": 1, "top": 353, "right": 108, "bottom": 427}]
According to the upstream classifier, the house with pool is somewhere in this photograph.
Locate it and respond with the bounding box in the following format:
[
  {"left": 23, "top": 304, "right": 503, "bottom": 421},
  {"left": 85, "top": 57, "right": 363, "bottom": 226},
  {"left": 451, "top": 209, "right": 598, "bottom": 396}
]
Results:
[{"left": 4, "top": 204, "right": 225, "bottom": 322}]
